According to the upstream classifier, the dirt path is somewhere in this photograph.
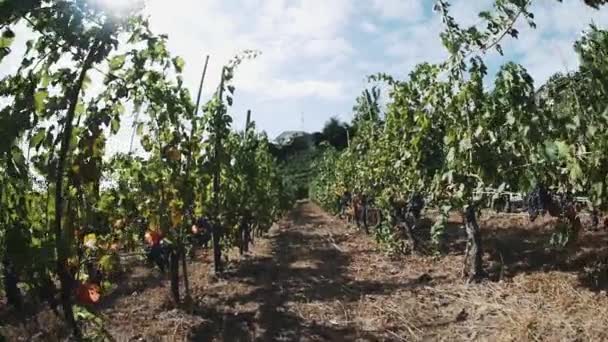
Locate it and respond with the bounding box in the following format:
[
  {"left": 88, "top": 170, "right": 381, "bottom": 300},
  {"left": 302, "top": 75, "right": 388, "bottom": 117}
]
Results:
[
  {"left": 191, "top": 200, "right": 369, "bottom": 341},
  {"left": 98, "top": 200, "right": 608, "bottom": 341}
]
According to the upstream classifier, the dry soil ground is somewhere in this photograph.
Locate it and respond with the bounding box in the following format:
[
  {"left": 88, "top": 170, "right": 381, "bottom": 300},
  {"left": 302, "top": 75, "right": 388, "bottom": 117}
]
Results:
[{"left": 2, "top": 200, "right": 608, "bottom": 341}]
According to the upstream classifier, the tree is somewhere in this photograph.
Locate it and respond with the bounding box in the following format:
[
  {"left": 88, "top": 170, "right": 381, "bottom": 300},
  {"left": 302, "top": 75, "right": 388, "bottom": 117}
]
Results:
[{"left": 321, "top": 117, "right": 349, "bottom": 150}]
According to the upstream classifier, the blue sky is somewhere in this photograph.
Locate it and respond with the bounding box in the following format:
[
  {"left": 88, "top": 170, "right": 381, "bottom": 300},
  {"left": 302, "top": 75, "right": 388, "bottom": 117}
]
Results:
[{"left": 2, "top": 0, "right": 607, "bottom": 155}]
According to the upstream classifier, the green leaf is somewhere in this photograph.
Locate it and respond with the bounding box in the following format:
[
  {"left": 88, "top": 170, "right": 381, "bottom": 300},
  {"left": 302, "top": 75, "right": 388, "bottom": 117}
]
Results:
[
  {"left": 506, "top": 112, "right": 515, "bottom": 125},
  {"left": 30, "top": 129, "right": 46, "bottom": 149},
  {"left": 110, "top": 118, "right": 120, "bottom": 134},
  {"left": 496, "top": 44, "right": 504, "bottom": 56},
  {"left": 488, "top": 131, "right": 497, "bottom": 143},
  {"left": 0, "top": 28, "right": 15, "bottom": 49},
  {"left": 592, "top": 182, "right": 603, "bottom": 201},
  {"left": 113, "top": 102, "right": 124, "bottom": 115},
  {"left": 497, "top": 182, "right": 506, "bottom": 193},
  {"left": 109, "top": 55, "right": 126, "bottom": 71},
  {"left": 544, "top": 141, "right": 558, "bottom": 161},
  {"left": 459, "top": 137, "right": 472, "bottom": 151},
  {"left": 70, "top": 129, "right": 79, "bottom": 148},
  {"left": 172, "top": 57, "right": 185, "bottom": 73},
  {"left": 572, "top": 114, "right": 580, "bottom": 128},
  {"left": 136, "top": 122, "right": 144, "bottom": 136},
  {"left": 474, "top": 125, "right": 483, "bottom": 137},
  {"left": 446, "top": 147, "right": 455, "bottom": 163},
  {"left": 41, "top": 72, "right": 51, "bottom": 87},
  {"left": 34, "top": 90, "right": 48, "bottom": 114},
  {"left": 141, "top": 135, "right": 152, "bottom": 152},
  {"left": 555, "top": 140, "right": 569, "bottom": 159},
  {"left": 75, "top": 102, "right": 85, "bottom": 116},
  {"left": 568, "top": 161, "right": 583, "bottom": 183},
  {"left": 82, "top": 73, "right": 92, "bottom": 90}
]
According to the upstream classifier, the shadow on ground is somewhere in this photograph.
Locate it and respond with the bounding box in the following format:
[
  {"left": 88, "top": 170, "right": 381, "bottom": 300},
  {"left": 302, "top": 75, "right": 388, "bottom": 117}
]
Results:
[{"left": 188, "top": 201, "right": 429, "bottom": 341}]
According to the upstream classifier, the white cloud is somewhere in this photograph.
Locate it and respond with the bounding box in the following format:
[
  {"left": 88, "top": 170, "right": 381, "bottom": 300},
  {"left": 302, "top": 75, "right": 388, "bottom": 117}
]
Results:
[
  {"left": 449, "top": 0, "right": 494, "bottom": 26},
  {"left": 361, "top": 21, "right": 379, "bottom": 34},
  {"left": 144, "top": 0, "right": 354, "bottom": 100},
  {"left": 496, "top": 0, "right": 608, "bottom": 85},
  {"left": 266, "top": 79, "right": 345, "bottom": 100},
  {"left": 381, "top": 15, "right": 446, "bottom": 77},
  {"left": 370, "top": 0, "right": 426, "bottom": 22}
]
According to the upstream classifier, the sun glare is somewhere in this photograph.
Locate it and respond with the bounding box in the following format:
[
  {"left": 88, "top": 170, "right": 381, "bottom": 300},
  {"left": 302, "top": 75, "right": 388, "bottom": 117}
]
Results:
[{"left": 94, "top": 0, "right": 142, "bottom": 13}]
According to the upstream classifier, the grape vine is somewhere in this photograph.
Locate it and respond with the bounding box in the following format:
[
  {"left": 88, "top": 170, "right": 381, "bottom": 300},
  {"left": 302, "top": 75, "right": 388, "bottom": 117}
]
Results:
[
  {"left": 310, "top": 0, "right": 608, "bottom": 282},
  {"left": 0, "top": 1, "right": 293, "bottom": 338}
]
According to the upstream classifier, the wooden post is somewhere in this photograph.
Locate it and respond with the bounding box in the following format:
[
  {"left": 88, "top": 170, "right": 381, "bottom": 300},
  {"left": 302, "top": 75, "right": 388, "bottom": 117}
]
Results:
[
  {"left": 242, "top": 109, "right": 254, "bottom": 255},
  {"left": 346, "top": 129, "right": 350, "bottom": 148},
  {"left": 128, "top": 111, "right": 140, "bottom": 154},
  {"left": 246, "top": 109, "right": 251, "bottom": 130},
  {"left": 212, "top": 66, "right": 227, "bottom": 274},
  {"left": 364, "top": 89, "right": 376, "bottom": 136},
  {"left": 194, "top": 56, "right": 210, "bottom": 115},
  {"left": 181, "top": 54, "right": 210, "bottom": 302}
]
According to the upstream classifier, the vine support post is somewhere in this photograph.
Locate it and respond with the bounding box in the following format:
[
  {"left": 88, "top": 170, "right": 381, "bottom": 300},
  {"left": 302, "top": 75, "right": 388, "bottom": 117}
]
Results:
[
  {"left": 179, "top": 55, "right": 209, "bottom": 302},
  {"left": 364, "top": 88, "right": 376, "bottom": 136},
  {"left": 346, "top": 129, "right": 350, "bottom": 148},
  {"left": 195, "top": 55, "right": 211, "bottom": 112},
  {"left": 239, "top": 110, "right": 253, "bottom": 256},
  {"left": 181, "top": 54, "right": 210, "bottom": 303},
  {"left": 53, "top": 41, "right": 100, "bottom": 338},
  {"left": 212, "top": 66, "right": 227, "bottom": 274},
  {"left": 128, "top": 110, "right": 140, "bottom": 155}
]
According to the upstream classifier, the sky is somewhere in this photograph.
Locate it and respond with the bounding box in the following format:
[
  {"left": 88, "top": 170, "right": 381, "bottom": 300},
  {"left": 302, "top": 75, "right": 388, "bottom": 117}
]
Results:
[{"left": 2, "top": 0, "right": 608, "bottom": 155}]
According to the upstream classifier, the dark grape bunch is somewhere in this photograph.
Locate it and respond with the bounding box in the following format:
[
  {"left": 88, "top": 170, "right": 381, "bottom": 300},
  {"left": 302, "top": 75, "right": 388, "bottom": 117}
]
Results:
[
  {"left": 526, "top": 184, "right": 578, "bottom": 222},
  {"left": 407, "top": 193, "right": 425, "bottom": 220},
  {"left": 337, "top": 190, "right": 352, "bottom": 217},
  {"left": 142, "top": 215, "right": 213, "bottom": 272},
  {"left": 389, "top": 192, "right": 427, "bottom": 254},
  {"left": 591, "top": 209, "right": 600, "bottom": 229},
  {"left": 526, "top": 184, "right": 552, "bottom": 222},
  {"left": 145, "top": 240, "right": 172, "bottom": 273},
  {"left": 390, "top": 192, "right": 425, "bottom": 221},
  {"left": 2, "top": 255, "right": 22, "bottom": 309},
  {"left": 190, "top": 216, "right": 212, "bottom": 248}
]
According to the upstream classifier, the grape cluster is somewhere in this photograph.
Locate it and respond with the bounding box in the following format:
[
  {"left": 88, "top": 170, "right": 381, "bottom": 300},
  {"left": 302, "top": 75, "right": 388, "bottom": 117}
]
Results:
[
  {"left": 190, "top": 216, "right": 212, "bottom": 249},
  {"left": 352, "top": 193, "right": 367, "bottom": 227},
  {"left": 2, "top": 255, "right": 22, "bottom": 309},
  {"left": 145, "top": 240, "right": 172, "bottom": 273},
  {"left": 526, "top": 184, "right": 552, "bottom": 222},
  {"left": 338, "top": 191, "right": 351, "bottom": 216},
  {"left": 527, "top": 185, "right": 579, "bottom": 222},
  {"left": 407, "top": 193, "right": 425, "bottom": 220},
  {"left": 390, "top": 193, "right": 425, "bottom": 221},
  {"left": 84, "top": 260, "right": 104, "bottom": 285},
  {"left": 389, "top": 193, "right": 427, "bottom": 254},
  {"left": 591, "top": 209, "right": 600, "bottom": 229}
]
